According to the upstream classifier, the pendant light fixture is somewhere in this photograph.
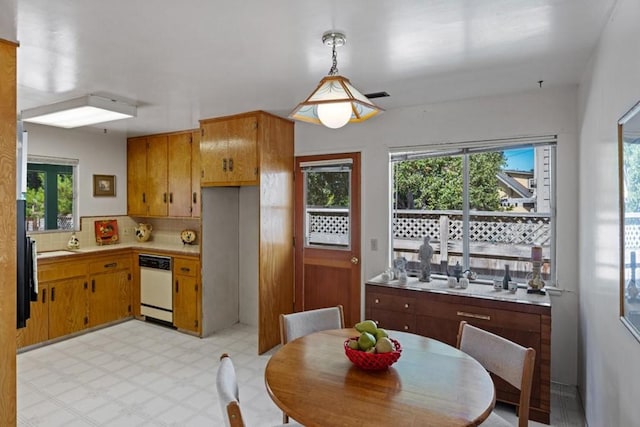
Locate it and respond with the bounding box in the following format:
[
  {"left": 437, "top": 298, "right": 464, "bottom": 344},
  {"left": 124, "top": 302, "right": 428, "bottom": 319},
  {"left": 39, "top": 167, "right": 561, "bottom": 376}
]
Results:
[{"left": 289, "top": 31, "right": 383, "bottom": 129}]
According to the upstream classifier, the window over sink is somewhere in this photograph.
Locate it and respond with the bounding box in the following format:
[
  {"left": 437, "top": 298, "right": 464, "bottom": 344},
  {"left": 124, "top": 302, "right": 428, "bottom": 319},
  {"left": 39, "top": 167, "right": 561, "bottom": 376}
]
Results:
[{"left": 26, "top": 156, "right": 78, "bottom": 231}]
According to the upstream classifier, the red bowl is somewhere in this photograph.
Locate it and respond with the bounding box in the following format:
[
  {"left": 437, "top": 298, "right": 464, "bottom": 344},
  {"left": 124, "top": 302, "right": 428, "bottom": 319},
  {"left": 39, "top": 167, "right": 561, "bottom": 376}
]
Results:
[{"left": 344, "top": 337, "right": 402, "bottom": 371}]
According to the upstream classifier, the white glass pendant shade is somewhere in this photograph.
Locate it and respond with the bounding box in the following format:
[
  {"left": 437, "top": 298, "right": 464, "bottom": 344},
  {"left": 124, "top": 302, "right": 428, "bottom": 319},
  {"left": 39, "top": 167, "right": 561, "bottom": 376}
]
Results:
[{"left": 317, "top": 102, "right": 352, "bottom": 129}]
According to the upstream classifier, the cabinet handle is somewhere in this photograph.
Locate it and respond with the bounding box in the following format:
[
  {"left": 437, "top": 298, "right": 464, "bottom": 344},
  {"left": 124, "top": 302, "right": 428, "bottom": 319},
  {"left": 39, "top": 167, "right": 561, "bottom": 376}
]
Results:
[
  {"left": 403, "top": 325, "right": 409, "bottom": 330},
  {"left": 404, "top": 303, "right": 410, "bottom": 309},
  {"left": 42, "top": 288, "right": 46, "bottom": 304},
  {"left": 181, "top": 267, "right": 190, "bottom": 273},
  {"left": 92, "top": 279, "right": 96, "bottom": 293},
  {"left": 142, "top": 192, "right": 146, "bottom": 203},
  {"left": 223, "top": 158, "right": 227, "bottom": 171},
  {"left": 374, "top": 298, "right": 380, "bottom": 304},
  {"left": 193, "top": 192, "right": 197, "bottom": 204},
  {"left": 175, "top": 280, "right": 179, "bottom": 293},
  {"left": 104, "top": 262, "right": 117, "bottom": 269},
  {"left": 228, "top": 158, "right": 233, "bottom": 171},
  {"left": 163, "top": 193, "right": 167, "bottom": 203},
  {"left": 51, "top": 287, "right": 55, "bottom": 302},
  {"left": 169, "top": 193, "right": 173, "bottom": 203},
  {"left": 457, "top": 311, "right": 491, "bottom": 321}
]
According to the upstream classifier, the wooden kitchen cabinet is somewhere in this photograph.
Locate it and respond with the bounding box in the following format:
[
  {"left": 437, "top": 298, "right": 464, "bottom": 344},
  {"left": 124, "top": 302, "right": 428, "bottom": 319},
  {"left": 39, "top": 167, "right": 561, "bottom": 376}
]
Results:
[
  {"left": 127, "top": 129, "right": 200, "bottom": 217},
  {"left": 173, "top": 256, "right": 200, "bottom": 333},
  {"left": 200, "top": 113, "right": 259, "bottom": 186},
  {"left": 199, "top": 110, "right": 294, "bottom": 354},
  {"left": 16, "top": 283, "right": 49, "bottom": 348},
  {"left": 366, "top": 282, "right": 551, "bottom": 424},
  {"left": 48, "top": 276, "right": 88, "bottom": 340},
  {"left": 88, "top": 254, "right": 132, "bottom": 327}
]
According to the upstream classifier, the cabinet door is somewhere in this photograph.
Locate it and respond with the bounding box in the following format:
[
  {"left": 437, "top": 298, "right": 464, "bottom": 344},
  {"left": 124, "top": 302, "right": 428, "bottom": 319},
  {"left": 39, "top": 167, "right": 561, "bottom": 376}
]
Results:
[
  {"left": 173, "top": 257, "right": 200, "bottom": 333},
  {"left": 127, "top": 137, "right": 148, "bottom": 216},
  {"left": 89, "top": 270, "right": 131, "bottom": 327},
  {"left": 173, "top": 274, "right": 199, "bottom": 332},
  {"left": 191, "top": 130, "right": 201, "bottom": 217},
  {"left": 16, "top": 284, "right": 49, "bottom": 348},
  {"left": 226, "top": 116, "right": 258, "bottom": 184},
  {"left": 49, "top": 277, "right": 87, "bottom": 340},
  {"left": 168, "top": 133, "right": 193, "bottom": 217},
  {"left": 200, "top": 120, "right": 229, "bottom": 185},
  {"left": 147, "top": 135, "right": 169, "bottom": 216}
]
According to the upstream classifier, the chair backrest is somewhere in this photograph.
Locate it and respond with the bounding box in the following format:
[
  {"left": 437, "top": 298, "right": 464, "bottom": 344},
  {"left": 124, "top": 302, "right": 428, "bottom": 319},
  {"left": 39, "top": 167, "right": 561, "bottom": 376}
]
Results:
[
  {"left": 457, "top": 321, "right": 536, "bottom": 427},
  {"left": 280, "top": 305, "right": 345, "bottom": 345},
  {"left": 216, "top": 353, "right": 245, "bottom": 427}
]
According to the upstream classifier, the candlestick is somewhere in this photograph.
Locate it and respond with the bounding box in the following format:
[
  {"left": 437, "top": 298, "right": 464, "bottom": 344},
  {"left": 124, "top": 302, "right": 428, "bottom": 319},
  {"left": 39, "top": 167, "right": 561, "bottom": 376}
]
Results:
[{"left": 531, "top": 245, "right": 543, "bottom": 262}]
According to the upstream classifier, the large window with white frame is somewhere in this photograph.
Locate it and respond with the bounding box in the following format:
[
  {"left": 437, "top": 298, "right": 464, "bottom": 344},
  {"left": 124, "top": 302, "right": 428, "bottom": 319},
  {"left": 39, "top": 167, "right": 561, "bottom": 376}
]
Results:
[{"left": 390, "top": 135, "right": 557, "bottom": 286}]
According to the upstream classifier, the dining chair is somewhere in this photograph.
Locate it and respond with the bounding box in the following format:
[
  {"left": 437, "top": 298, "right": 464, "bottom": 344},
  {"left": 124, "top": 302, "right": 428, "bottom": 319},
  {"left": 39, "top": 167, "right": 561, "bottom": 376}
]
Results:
[
  {"left": 216, "top": 353, "right": 302, "bottom": 427},
  {"left": 279, "top": 305, "right": 345, "bottom": 346},
  {"left": 456, "top": 321, "right": 536, "bottom": 427},
  {"left": 278, "top": 305, "right": 344, "bottom": 423}
]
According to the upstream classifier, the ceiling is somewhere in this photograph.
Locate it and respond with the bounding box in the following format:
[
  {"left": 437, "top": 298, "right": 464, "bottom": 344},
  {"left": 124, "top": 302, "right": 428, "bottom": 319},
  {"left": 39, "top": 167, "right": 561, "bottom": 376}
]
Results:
[{"left": 16, "top": 0, "right": 617, "bottom": 137}]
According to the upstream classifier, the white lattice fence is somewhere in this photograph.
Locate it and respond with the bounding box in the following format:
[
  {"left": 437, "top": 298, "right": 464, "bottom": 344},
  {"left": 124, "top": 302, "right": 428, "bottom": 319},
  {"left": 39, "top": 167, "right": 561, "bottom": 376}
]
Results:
[
  {"left": 307, "top": 208, "right": 350, "bottom": 245},
  {"left": 393, "top": 210, "right": 551, "bottom": 245}
]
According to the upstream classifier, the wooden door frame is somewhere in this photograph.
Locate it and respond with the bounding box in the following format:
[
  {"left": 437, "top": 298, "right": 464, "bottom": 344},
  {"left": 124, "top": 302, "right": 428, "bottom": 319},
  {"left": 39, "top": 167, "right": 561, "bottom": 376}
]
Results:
[{"left": 294, "top": 152, "right": 361, "bottom": 325}]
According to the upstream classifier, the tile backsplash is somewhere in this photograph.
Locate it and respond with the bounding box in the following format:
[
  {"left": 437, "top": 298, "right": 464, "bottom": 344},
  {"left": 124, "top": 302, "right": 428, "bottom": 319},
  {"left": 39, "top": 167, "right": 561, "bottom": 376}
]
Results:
[{"left": 29, "top": 216, "right": 200, "bottom": 252}]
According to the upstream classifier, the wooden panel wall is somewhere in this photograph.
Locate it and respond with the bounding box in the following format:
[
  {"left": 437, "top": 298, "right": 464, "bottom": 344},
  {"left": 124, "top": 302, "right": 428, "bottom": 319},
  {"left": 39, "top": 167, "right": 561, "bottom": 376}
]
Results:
[
  {"left": 258, "top": 112, "right": 294, "bottom": 354},
  {"left": 0, "top": 38, "right": 18, "bottom": 426}
]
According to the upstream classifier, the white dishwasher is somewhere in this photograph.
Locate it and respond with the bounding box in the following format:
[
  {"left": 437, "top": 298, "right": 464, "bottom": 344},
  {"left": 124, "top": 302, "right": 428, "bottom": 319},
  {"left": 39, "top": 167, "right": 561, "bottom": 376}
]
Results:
[{"left": 139, "top": 254, "right": 173, "bottom": 323}]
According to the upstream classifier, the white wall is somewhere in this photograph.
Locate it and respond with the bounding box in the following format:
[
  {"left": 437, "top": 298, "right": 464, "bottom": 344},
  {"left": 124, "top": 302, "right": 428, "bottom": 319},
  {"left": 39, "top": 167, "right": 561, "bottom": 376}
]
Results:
[
  {"left": 295, "top": 85, "right": 580, "bottom": 385},
  {"left": 577, "top": 0, "right": 640, "bottom": 425},
  {"left": 25, "top": 123, "right": 128, "bottom": 216},
  {"left": 0, "top": 0, "right": 16, "bottom": 42}
]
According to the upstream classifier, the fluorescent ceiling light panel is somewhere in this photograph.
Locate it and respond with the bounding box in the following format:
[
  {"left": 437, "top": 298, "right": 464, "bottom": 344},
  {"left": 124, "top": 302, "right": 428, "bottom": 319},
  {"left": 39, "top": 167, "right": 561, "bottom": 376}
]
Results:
[{"left": 22, "top": 95, "right": 137, "bottom": 128}]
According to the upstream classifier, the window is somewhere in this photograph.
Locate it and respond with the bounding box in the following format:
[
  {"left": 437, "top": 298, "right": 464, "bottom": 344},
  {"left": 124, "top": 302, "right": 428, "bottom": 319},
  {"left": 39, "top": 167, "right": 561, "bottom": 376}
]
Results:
[
  {"left": 390, "top": 136, "right": 557, "bottom": 286},
  {"left": 26, "top": 157, "right": 78, "bottom": 231},
  {"left": 301, "top": 160, "right": 352, "bottom": 249}
]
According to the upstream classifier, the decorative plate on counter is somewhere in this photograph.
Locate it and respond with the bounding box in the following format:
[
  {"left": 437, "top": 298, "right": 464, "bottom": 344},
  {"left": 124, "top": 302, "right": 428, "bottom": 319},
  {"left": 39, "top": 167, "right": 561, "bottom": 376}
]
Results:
[
  {"left": 94, "top": 220, "right": 119, "bottom": 245},
  {"left": 180, "top": 229, "right": 197, "bottom": 245}
]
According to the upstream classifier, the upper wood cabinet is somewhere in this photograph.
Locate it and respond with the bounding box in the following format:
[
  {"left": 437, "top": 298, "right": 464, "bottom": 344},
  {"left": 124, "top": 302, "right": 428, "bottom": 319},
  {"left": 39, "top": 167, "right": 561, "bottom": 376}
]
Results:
[
  {"left": 200, "top": 113, "right": 259, "bottom": 186},
  {"left": 199, "top": 110, "right": 295, "bottom": 354},
  {"left": 127, "top": 129, "right": 200, "bottom": 217}
]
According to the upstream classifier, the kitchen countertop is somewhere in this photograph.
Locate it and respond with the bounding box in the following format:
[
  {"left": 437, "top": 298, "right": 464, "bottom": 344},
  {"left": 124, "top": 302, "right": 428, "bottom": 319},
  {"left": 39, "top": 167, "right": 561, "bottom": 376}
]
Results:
[
  {"left": 367, "top": 274, "right": 551, "bottom": 307},
  {"left": 37, "top": 241, "right": 200, "bottom": 260}
]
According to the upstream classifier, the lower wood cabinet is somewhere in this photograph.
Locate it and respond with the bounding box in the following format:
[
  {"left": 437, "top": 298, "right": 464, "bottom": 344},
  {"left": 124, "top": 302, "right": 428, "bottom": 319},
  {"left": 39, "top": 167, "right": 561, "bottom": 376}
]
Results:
[
  {"left": 366, "top": 282, "right": 551, "bottom": 424},
  {"left": 17, "top": 251, "right": 133, "bottom": 349},
  {"left": 88, "top": 254, "right": 132, "bottom": 327},
  {"left": 173, "top": 256, "right": 200, "bottom": 334}
]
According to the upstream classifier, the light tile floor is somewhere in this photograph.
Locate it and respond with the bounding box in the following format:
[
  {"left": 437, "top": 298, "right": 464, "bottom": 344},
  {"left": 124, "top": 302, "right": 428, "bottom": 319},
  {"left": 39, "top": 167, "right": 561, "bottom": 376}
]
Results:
[{"left": 18, "top": 320, "right": 586, "bottom": 426}]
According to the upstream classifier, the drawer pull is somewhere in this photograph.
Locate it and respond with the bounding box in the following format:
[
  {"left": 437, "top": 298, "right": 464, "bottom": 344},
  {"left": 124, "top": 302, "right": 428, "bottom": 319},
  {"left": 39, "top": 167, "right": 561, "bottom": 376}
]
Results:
[
  {"left": 403, "top": 325, "right": 410, "bottom": 330},
  {"left": 104, "top": 262, "right": 117, "bottom": 269},
  {"left": 374, "top": 298, "right": 380, "bottom": 304},
  {"left": 404, "top": 303, "right": 409, "bottom": 309},
  {"left": 180, "top": 267, "right": 191, "bottom": 273},
  {"left": 457, "top": 311, "right": 491, "bottom": 321}
]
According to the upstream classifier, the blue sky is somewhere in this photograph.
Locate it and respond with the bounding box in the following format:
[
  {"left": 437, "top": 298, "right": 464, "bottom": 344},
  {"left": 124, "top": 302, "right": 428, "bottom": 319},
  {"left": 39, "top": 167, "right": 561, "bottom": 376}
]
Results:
[{"left": 504, "top": 147, "right": 534, "bottom": 171}]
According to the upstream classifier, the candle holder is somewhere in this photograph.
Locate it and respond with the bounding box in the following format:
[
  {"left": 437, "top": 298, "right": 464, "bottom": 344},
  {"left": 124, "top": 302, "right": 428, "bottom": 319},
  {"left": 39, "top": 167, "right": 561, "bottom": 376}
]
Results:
[{"left": 527, "top": 260, "right": 546, "bottom": 294}]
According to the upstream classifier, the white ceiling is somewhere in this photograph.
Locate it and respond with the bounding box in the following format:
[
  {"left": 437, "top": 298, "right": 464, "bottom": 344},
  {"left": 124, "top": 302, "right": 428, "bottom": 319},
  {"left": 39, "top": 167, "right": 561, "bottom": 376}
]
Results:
[{"left": 16, "top": 0, "right": 617, "bottom": 137}]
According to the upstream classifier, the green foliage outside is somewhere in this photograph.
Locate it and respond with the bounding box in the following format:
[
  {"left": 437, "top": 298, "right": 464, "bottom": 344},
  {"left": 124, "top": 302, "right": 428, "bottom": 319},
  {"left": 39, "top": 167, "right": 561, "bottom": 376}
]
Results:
[
  {"left": 393, "top": 152, "right": 506, "bottom": 211},
  {"left": 306, "top": 171, "right": 349, "bottom": 208},
  {"left": 26, "top": 169, "right": 73, "bottom": 229}
]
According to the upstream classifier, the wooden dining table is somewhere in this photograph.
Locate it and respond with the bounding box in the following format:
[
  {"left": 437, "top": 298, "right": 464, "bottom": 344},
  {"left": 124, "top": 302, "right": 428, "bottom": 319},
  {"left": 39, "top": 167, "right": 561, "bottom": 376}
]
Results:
[{"left": 264, "top": 328, "right": 495, "bottom": 427}]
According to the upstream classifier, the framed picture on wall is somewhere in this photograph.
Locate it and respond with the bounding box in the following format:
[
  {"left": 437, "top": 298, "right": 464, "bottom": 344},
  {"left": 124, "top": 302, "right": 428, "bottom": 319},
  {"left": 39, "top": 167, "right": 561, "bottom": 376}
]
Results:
[{"left": 93, "top": 174, "right": 116, "bottom": 197}]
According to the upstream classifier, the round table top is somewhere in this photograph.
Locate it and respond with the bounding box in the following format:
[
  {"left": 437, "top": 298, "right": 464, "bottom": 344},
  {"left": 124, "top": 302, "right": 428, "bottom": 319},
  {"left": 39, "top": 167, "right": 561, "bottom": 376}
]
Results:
[{"left": 265, "top": 328, "right": 495, "bottom": 427}]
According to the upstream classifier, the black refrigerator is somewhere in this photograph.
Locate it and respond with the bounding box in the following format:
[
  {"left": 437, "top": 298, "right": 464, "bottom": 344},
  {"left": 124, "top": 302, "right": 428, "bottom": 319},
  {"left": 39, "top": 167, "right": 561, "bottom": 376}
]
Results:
[{"left": 16, "top": 199, "right": 36, "bottom": 329}]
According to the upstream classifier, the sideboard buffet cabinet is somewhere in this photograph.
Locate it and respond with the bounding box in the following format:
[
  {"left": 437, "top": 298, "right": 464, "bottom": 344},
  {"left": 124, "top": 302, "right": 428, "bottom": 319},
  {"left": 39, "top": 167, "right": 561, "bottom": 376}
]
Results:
[{"left": 365, "top": 275, "right": 551, "bottom": 424}]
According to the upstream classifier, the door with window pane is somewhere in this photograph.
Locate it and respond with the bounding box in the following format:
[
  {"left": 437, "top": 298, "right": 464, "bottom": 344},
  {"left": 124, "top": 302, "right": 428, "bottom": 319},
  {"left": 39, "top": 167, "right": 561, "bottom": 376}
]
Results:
[{"left": 294, "top": 153, "right": 361, "bottom": 326}]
